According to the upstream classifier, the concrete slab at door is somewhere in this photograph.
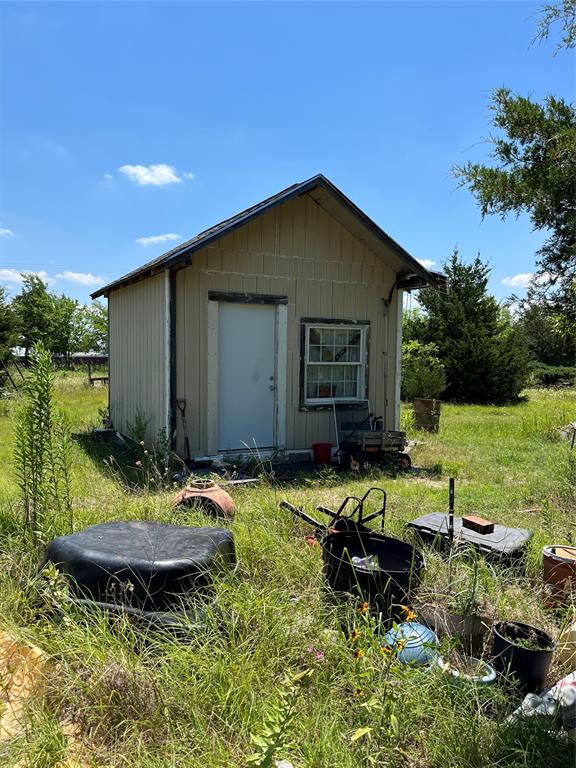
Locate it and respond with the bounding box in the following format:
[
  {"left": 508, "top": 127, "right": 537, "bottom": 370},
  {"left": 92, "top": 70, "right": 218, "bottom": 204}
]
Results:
[{"left": 218, "top": 302, "right": 276, "bottom": 450}]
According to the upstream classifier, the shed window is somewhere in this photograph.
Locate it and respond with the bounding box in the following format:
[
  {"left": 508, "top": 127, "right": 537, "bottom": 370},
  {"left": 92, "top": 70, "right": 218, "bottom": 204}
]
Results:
[{"left": 303, "top": 323, "right": 368, "bottom": 405}]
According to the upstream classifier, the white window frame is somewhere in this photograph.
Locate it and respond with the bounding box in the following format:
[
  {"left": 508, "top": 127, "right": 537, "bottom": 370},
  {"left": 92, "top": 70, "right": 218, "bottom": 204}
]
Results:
[{"left": 303, "top": 322, "right": 368, "bottom": 406}]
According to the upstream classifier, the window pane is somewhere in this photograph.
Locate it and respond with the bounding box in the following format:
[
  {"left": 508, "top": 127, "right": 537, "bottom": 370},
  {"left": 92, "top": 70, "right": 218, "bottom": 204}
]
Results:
[
  {"left": 307, "top": 382, "right": 318, "bottom": 399},
  {"left": 309, "top": 328, "right": 320, "bottom": 345},
  {"left": 332, "top": 381, "right": 346, "bottom": 397},
  {"left": 309, "top": 345, "right": 321, "bottom": 362},
  {"left": 321, "top": 345, "right": 334, "bottom": 362},
  {"left": 307, "top": 366, "right": 319, "bottom": 382},
  {"left": 333, "top": 366, "right": 345, "bottom": 382},
  {"left": 342, "top": 381, "right": 356, "bottom": 397},
  {"left": 334, "top": 330, "right": 348, "bottom": 347},
  {"left": 344, "top": 346, "right": 360, "bottom": 362},
  {"left": 320, "top": 328, "right": 335, "bottom": 346}
]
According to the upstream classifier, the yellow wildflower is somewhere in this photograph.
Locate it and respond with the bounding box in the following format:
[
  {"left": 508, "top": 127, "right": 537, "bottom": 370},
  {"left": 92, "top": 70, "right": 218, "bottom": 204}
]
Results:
[
  {"left": 400, "top": 605, "right": 416, "bottom": 622},
  {"left": 354, "top": 648, "right": 365, "bottom": 660},
  {"left": 350, "top": 628, "right": 360, "bottom": 642},
  {"left": 358, "top": 601, "right": 370, "bottom": 614}
]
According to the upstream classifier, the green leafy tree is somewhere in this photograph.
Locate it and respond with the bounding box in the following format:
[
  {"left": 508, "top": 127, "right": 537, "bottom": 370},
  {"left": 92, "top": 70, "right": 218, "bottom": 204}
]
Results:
[
  {"left": 51, "top": 294, "right": 78, "bottom": 365},
  {"left": 402, "top": 308, "right": 429, "bottom": 344},
  {"left": 0, "top": 286, "right": 17, "bottom": 362},
  {"left": 416, "top": 250, "right": 529, "bottom": 404},
  {"left": 71, "top": 301, "right": 108, "bottom": 353},
  {"left": 401, "top": 341, "right": 446, "bottom": 400},
  {"left": 515, "top": 301, "right": 576, "bottom": 366},
  {"left": 453, "top": 90, "right": 576, "bottom": 323},
  {"left": 11, "top": 274, "right": 56, "bottom": 360}
]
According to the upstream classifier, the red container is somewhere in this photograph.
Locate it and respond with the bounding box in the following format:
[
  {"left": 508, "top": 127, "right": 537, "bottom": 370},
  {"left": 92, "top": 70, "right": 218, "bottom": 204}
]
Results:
[{"left": 312, "top": 443, "right": 332, "bottom": 465}]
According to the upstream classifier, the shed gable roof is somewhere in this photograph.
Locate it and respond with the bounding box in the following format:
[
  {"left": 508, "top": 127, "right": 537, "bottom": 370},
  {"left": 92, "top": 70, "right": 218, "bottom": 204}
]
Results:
[{"left": 92, "top": 174, "right": 446, "bottom": 298}]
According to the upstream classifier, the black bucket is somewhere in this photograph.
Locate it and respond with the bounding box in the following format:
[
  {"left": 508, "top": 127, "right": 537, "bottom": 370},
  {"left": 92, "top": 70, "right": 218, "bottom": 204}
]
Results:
[
  {"left": 492, "top": 620, "right": 555, "bottom": 694},
  {"left": 321, "top": 530, "right": 425, "bottom": 612}
]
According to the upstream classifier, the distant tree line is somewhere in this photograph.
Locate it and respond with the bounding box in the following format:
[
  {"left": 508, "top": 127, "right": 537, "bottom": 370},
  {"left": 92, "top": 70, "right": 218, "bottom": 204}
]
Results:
[{"left": 0, "top": 274, "right": 107, "bottom": 367}]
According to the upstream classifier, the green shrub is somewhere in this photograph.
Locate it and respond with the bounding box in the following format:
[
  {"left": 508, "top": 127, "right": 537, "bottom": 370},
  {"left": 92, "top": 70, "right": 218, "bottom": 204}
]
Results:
[
  {"left": 401, "top": 340, "right": 446, "bottom": 400},
  {"left": 529, "top": 362, "right": 576, "bottom": 387}
]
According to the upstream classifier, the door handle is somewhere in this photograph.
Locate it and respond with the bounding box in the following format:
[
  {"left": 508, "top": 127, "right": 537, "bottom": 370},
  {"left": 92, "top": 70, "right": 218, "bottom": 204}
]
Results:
[{"left": 269, "top": 384, "right": 276, "bottom": 391}]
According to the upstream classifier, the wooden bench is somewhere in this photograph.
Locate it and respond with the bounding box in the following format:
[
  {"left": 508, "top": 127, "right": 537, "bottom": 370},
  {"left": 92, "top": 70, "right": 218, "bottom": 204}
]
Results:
[{"left": 87, "top": 361, "right": 109, "bottom": 386}]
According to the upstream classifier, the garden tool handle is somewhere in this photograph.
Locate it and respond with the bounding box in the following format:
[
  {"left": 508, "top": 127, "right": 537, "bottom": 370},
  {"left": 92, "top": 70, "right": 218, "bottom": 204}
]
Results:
[
  {"left": 334, "top": 495, "right": 364, "bottom": 520},
  {"left": 357, "top": 487, "right": 387, "bottom": 531},
  {"left": 280, "top": 501, "right": 325, "bottom": 533}
]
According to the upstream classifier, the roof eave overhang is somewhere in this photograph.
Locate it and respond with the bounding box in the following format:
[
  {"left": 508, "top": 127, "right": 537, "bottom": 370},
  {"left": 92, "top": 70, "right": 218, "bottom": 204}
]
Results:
[{"left": 397, "top": 270, "right": 448, "bottom": 293}]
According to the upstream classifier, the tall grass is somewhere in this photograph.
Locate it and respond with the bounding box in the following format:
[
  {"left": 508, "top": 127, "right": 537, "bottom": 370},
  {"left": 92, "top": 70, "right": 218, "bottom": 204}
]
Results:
[{"left": 0, "top": 379, "right": 575, "bottom": 766}]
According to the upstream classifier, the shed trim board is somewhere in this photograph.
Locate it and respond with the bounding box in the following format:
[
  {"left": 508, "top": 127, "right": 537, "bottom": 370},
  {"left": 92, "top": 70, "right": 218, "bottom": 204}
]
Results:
[
  {"left": 164, "top": 269, "right": 171, "bottom": 438},
  {"left": 394, "top": 288, "right": 404, "bottom": 430}
]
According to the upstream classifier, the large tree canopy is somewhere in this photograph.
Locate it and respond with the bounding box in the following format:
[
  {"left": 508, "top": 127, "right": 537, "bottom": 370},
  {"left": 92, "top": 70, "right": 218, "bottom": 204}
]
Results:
[{"left": 453, "top": 88, "right": 576, "bottom": 320}]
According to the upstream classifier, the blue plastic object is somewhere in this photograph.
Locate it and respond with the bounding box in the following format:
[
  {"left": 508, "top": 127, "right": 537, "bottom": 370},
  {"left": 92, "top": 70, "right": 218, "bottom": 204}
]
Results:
[{"left": 384, "top": 621, "right": 439, "bottom": 665}]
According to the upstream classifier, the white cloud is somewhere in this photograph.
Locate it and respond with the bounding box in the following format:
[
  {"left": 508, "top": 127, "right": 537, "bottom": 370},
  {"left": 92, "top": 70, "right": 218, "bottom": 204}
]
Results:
[
  {"left": 56, "top": 270, "right": 106, "bottom": 286},
  {"left": 135, "top": 233, "right": 181, "bottom": 246},
  {"left": 104, "top": 173, "right": 113, "bottom": 180},
  {"left": 0, "top": 227, "right": 15, "bottom": 238},
  {"left": 118, "top": 163, "right": 194, "bottom": 186},
  {"left": 418, "top": 259, "right": 436, "bottom": 270},
  {"left": 0, "top": 268, "right": 53, "bottom": 284},
  {"left": 501, "top": 273, "right": 533, "bottom": 289}
]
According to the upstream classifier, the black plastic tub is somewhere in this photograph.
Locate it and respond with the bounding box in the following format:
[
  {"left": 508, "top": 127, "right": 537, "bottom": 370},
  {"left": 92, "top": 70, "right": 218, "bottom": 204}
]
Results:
[
  {"left": 321, "top": 530, "right": 425, "bottom": 611},
  {"left": 41, "top": 521, "right": 236, "bottom": 611},
  {"left": 492, "top": 620, "right": 555, "bottom": 694}
]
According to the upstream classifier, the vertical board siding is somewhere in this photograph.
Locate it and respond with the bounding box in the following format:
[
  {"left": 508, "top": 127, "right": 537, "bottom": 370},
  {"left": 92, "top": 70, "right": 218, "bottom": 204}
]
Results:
[
  {"left": 167, "top": 192, "right": 398, "bottom": 455},
  {"left": 109, "top": 274, "right": 166, "bottom": 444}
]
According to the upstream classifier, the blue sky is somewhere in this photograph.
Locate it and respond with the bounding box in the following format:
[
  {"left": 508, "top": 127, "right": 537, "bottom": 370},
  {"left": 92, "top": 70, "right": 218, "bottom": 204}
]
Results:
[{"left": 1, "top": 1, "right": 573, "bottom": 305}]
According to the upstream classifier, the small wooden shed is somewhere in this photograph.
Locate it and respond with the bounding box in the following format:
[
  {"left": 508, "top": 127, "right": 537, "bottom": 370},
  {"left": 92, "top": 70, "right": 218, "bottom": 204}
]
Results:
[{"left": 92, "top": 175, "right": 446, "bottom": 458}]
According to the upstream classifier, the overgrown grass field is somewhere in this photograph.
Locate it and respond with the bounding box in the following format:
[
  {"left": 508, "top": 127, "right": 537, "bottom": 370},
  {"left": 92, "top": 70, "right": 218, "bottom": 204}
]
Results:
[{"left": 0, "top": 372, "right": 574, "bottom": 767}]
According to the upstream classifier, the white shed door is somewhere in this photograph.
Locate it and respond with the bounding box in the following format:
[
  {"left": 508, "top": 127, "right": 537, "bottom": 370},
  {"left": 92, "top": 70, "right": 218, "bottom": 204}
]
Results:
[{"left": 218, "top": 302, "right": 276, "bottom": 450}]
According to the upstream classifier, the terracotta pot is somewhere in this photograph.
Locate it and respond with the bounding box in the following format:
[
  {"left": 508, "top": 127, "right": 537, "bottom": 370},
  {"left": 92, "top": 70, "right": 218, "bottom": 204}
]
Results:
[
  {"left": 417, "top": 605, "right": 488, "bottom": 655},
  {"left": 174, "top": 479, "right": 236, "bottom": 519},
  {"left": 412, "top": 398, "right": 441, "bottom": 432},
  {"left": 543, "top": 545, "right": 576, "bottom": 607}
]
